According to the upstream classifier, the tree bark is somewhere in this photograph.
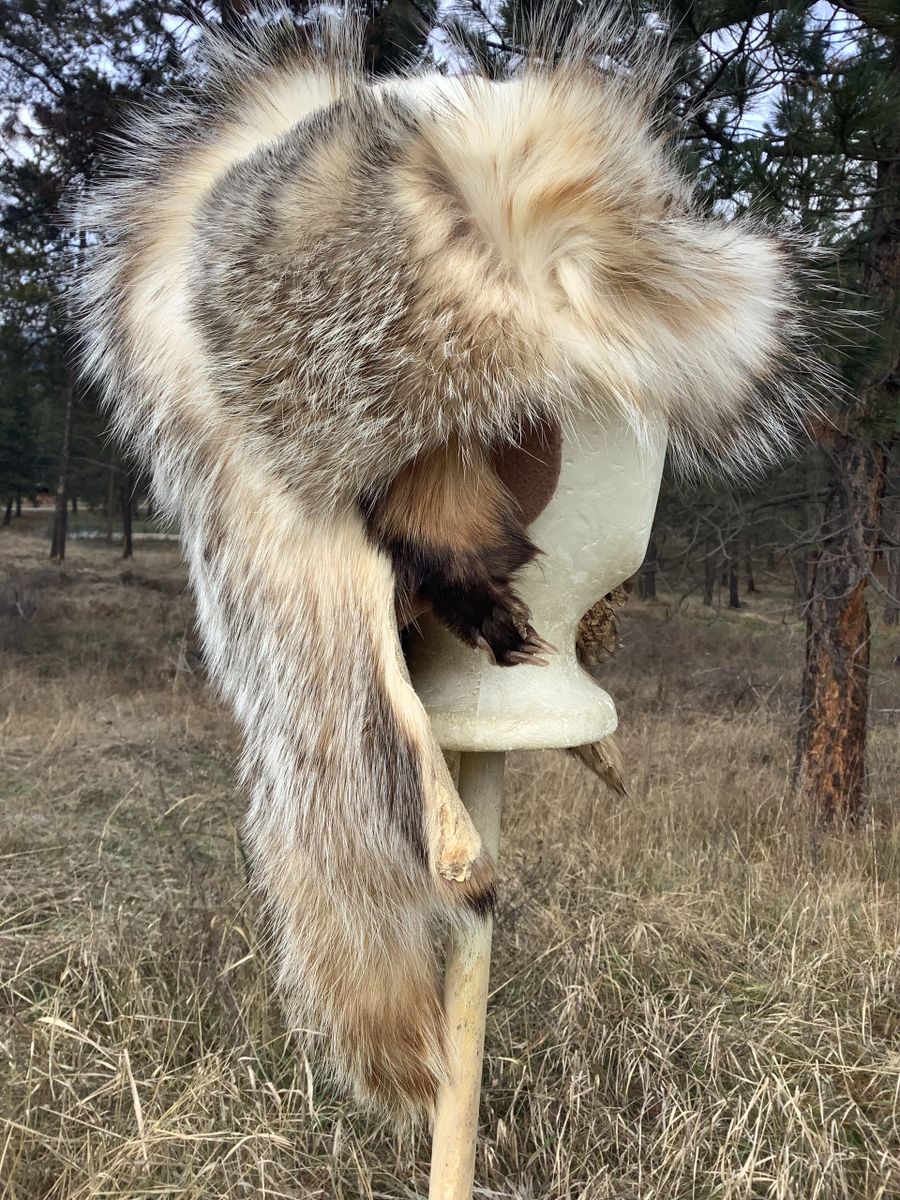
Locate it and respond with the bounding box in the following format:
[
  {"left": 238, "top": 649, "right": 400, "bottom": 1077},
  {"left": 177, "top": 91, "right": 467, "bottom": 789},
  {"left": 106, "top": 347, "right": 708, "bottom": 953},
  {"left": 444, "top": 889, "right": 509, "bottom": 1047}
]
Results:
[
  {"left": 638, "top": 535, "right": 658, "bottom": 600},
  {"left": 744, "top": 532, "right": 756, "bottom": 593},
  {"left": 703, "top": 540, "right": 717, "bottom": 606},
  {"left": 883, "top": 498, "right": 900, "bottom": 625},
  {"left": 795, "top": 438, "right": 886, "bottom": 822},
  {"left": 15, "top": 492, "right": 21, "bottom": 518},
  {"left": 796, "top": 42, "right": 898, "bottom": 823},
  {"left": 3, "top": 497, "right": 12, "bottom": 527},
  {"left": 728, "top": 545, "right": 741, "bottom": 609},
  {"left": 791, "top": 548, "right": 810, "bottom": 618},
  {"left": 728, "top": 564, "right": 740, "bottom": 608},
  {"left": 49, "top": 374, "right": 74, "bottom": 562},
  {"left": 121, "top": 469, "right": 133, "bottom": 560},
  {"left": 107, "top": 463, "right": 116, "bottom": 545}
]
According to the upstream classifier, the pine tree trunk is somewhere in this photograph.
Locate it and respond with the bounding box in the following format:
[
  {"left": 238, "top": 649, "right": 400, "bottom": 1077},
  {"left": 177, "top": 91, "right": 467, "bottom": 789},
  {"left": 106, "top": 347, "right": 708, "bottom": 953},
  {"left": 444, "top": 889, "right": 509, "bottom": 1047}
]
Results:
[
  {"left": 3, "top": 497, "right": 12, "bottom": 526},
  {"left": 883, "top": 498, "right": 899, "bottom": 626},
  {"left": 107, "top": 464, "right": 116, "bottom": 545},
  {"left": 15, "top": 492, "right": 21, "bottom": 518},
  {"left": 49, "top": 374, "right": 74, "bottom": 562},
  {"left": 744, "top": 533, "right": 756, "bottom": 593},
  {"left": 795, "top": 438, "right": 886, "bottom": 822},
  {"left": 121, "top": 469, "right": 133, "bottom": 560},
  {"left": 71, "top": 494, "right": 77, "bottom": 514},
  {"left": 728, "top": 544, "right": 741, "bottom": 609},
  {"left": 791, "top": 549, "right": 809, "bottom": 618},
  {"left": 796, "top": 46, "right": 898, "bottom": 823},
  {"left": 703, "top": 540, "right": 716, "bottom": 607},
  {"left": 639, "top": 535, "right": 658, "bottom": 600}
]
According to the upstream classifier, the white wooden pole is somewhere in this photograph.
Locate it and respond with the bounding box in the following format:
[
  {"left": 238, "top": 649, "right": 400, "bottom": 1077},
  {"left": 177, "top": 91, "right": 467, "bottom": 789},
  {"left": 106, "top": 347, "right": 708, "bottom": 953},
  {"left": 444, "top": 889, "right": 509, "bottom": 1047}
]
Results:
[{"left": 429, "top": 750, "right": 505, "bottom": 1200}]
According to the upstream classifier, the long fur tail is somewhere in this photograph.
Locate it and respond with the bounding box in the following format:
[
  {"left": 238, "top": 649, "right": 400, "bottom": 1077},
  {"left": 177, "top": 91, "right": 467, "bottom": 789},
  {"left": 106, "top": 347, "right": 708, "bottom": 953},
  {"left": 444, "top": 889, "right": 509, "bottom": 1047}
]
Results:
[
  {"left": 191, "top": 467, "right": 493, "bottom": 1112},
  {"left": 73, "top": 4, "right": 827, "bottom": 1117}
]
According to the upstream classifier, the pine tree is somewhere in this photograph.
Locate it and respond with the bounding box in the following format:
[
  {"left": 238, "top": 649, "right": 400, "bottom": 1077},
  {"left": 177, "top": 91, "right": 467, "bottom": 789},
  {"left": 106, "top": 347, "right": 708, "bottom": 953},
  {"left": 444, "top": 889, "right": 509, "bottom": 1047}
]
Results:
[
  {"left": 0, "top": 1, "right": 172, "bottom": 557},
  {"left": 664, "top": 1, "right": 898, "bottom": 821}
]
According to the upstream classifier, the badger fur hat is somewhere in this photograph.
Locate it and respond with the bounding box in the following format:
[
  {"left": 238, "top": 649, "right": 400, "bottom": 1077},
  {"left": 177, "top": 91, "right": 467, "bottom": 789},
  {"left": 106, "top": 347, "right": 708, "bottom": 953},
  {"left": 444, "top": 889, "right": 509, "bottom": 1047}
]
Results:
[{"left": 74, "top": 3, "right": 821, "bottom": 1116}]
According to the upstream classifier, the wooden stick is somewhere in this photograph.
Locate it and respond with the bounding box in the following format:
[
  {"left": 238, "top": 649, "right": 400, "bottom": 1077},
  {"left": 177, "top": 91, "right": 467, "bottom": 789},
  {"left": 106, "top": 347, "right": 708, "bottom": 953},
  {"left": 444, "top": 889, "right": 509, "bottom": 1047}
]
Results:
[{"left": 429, "top": 751, "right": 505, "bottom": 1200}]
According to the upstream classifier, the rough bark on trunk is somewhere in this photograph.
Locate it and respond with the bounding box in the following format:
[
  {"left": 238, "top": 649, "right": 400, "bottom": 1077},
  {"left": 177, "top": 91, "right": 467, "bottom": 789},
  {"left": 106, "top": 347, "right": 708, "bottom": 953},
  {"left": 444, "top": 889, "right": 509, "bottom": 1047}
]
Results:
[
  {"left": 796, "top": 45, "right": 898, "bottom": 823},
  {"left": 121, "top": 469, "right": 133, "bottom": 560},
  {"left": 49, "top": 375, "right": 74, "bottom": 562},
  {"left": 795, "top": 438, "right": 886, "bottom": 822}
]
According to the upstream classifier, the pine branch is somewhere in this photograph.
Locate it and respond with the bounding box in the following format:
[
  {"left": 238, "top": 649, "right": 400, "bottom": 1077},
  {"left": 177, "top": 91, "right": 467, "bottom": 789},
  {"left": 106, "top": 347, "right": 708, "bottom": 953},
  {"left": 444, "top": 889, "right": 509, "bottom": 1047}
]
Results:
[
  {"left": 830, "top": 1, "right": 898, "bottom": 40},
  {"left": 685, "top": 2, "right": 784, "bottom": 39}
]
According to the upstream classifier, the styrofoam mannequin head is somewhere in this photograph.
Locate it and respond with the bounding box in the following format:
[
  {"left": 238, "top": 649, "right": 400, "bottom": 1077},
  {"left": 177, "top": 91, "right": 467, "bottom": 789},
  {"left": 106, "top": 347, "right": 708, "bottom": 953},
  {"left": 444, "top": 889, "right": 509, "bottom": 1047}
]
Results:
[{"left": 407, "top": 411, "right": 666, "bottom": 751}]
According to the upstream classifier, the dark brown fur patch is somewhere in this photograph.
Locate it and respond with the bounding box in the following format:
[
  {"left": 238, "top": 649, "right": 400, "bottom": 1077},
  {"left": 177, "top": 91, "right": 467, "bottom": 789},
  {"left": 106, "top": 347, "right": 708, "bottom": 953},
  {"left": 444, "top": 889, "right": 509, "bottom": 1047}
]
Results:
[{"left": 366, "top": 441, "right": 541, "bottom": 664}]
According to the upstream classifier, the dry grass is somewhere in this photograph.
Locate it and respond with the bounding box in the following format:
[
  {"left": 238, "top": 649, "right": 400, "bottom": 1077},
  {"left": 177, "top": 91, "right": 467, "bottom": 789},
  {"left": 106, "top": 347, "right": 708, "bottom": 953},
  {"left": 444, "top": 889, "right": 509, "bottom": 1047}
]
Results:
[{"left": 1, "top": 528, "right": 899, "bottom": 1199}]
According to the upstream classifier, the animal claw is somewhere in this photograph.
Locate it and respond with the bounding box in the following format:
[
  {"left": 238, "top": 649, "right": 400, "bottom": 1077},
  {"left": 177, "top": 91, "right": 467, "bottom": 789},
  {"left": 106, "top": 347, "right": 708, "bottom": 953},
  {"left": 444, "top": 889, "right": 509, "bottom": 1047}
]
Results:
[
  {"left": 507, "top": 651, "right": 549, "bottom": 667},
  {"left": 476, "top": 635, "right": 497, "bottom": 664},
  {"left": 524, "top": 630, "right": 558, "bottom": 656}
]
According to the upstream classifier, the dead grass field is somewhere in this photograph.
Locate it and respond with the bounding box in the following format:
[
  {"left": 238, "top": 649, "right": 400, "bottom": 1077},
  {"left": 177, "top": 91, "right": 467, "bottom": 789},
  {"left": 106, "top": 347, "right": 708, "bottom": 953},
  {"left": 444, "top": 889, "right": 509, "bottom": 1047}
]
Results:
[{"left": 1, "top": 526, "right": 899, "bottom": 1199}]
